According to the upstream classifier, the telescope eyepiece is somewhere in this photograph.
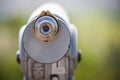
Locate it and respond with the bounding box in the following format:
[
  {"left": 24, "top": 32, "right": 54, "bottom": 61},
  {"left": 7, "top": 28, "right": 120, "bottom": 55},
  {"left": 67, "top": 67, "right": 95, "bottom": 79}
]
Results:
[{"left": 34, "top": 12, "right": 59, "bottom": 42}]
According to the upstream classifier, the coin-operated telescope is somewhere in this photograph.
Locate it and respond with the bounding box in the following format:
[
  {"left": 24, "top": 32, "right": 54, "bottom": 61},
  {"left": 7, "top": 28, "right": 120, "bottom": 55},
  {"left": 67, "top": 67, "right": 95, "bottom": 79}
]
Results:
[{"left": 16, "top": 3, "right": 81, "bottom": 80}]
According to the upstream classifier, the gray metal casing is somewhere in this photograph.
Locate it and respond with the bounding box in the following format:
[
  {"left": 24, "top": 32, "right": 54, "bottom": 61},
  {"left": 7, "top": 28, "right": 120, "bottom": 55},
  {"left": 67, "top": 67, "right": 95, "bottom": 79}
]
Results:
[{"left": 17, "top": 3, "right": 79, "bottom": 80}]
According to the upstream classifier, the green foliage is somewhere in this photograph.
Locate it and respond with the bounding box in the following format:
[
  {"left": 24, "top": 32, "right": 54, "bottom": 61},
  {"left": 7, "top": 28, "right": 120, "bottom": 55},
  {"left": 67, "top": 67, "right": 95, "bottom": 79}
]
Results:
[{"left": 0, "top": 12, "right": 120, "bottom": 80}]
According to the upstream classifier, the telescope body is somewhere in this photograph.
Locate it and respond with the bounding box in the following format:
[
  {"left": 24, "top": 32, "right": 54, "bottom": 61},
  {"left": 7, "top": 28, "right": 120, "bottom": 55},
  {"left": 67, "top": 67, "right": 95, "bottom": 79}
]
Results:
[{"left": 16, "top": 3, "right": 81, "bottom": 80}]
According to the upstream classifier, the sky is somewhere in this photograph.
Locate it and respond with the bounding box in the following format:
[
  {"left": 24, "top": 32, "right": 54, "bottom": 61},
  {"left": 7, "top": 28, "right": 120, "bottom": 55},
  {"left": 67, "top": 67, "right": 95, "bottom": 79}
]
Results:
[{"left": 0, "top": 0, "right": 119, "bottom": 18}]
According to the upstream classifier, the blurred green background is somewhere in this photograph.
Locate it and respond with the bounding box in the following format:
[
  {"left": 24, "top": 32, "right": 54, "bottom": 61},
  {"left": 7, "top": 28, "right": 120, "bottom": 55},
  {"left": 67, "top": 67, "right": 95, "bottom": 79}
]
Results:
[{"left": 0, "top": 0, "right": 120, "bottom": 80}]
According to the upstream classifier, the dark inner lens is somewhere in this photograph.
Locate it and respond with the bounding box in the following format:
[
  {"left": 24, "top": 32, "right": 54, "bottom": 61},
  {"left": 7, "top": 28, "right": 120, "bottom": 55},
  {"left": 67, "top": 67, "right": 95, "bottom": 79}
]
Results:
[{"left": 43, "top": 25, "right": 50, "bottom": 32}]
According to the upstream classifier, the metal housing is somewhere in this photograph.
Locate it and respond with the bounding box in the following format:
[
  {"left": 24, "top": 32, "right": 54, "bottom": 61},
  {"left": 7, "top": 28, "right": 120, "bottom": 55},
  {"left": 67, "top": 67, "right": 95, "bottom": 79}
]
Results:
[{"left": 17, "top": 3, "right": 80, "bottom": 80}]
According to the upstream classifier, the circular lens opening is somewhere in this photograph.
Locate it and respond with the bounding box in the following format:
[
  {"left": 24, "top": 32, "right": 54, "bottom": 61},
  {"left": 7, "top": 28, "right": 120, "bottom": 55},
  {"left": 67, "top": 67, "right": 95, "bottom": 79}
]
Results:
[
  {"left": 43, "top": 25, "right": 50, "bottom": 32},
  {"left": 40, "top": 24, "right": 52, "bottom": 35}
]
